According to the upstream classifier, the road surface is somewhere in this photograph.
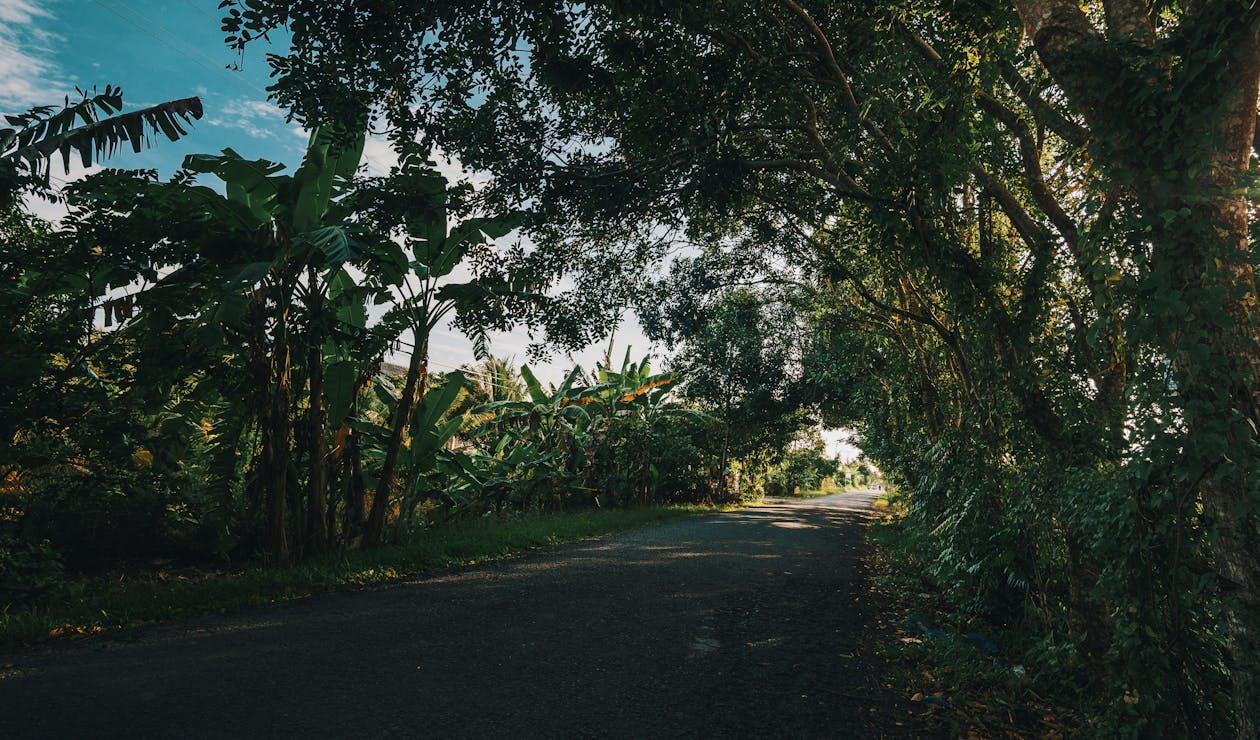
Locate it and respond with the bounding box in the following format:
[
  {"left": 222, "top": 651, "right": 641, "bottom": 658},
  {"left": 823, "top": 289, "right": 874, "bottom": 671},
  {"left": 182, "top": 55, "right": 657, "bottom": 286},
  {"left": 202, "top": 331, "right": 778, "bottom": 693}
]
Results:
[{"left": 1, "top": 491, "right": 899, "bottom": 738}]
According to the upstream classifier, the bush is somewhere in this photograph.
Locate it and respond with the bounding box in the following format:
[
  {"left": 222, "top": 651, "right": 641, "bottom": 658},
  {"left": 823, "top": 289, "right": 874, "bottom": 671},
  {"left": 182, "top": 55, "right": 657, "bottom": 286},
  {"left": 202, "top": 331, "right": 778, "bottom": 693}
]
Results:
[{"left": 0, "top": 534, "right": 67, "bottom": 607}]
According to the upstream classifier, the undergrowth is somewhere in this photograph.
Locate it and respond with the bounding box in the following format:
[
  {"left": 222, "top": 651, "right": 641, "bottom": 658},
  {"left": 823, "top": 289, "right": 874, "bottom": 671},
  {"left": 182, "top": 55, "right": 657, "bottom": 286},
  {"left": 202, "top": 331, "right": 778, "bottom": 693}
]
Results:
[{"left": 865, "top": 493, "right": 1088, "bottom": 738}]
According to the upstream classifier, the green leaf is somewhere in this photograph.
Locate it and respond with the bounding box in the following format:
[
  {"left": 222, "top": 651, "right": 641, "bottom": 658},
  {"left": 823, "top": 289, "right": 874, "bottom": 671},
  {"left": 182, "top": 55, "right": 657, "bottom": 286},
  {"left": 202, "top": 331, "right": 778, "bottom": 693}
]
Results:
[
  {"left": 301, "top": 225, "right": 356, "bottom": 265},
  {"left": 324, "top": 360, "right": 358, "bottom": 428},
  {"left": 411, "top": 371, "right": 466, "bottom": 435},
  {"left": 519, "top": 364, "right": 548, "bottom": 405}
]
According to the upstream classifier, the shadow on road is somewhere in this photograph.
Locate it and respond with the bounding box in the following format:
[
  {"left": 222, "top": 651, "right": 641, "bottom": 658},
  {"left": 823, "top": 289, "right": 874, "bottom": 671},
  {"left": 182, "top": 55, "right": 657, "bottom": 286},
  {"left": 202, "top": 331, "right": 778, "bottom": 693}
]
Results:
[{"left": 2, "top": 491, "right": 894, "bottom": 739}]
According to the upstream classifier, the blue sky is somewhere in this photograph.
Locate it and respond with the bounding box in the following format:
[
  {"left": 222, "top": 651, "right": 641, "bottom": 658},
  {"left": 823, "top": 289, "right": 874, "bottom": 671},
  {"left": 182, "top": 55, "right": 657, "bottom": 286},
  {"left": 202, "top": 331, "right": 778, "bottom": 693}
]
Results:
[{"left": 2, "top": 0, "right": 310, "bottom": 175}]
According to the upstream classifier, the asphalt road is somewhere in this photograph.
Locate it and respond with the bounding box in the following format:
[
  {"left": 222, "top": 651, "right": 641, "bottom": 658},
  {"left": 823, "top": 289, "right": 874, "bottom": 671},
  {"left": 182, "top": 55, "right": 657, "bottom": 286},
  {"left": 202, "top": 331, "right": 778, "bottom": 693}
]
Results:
[{"left": 1, "top": 491, "right": 894, "bottom": 739}]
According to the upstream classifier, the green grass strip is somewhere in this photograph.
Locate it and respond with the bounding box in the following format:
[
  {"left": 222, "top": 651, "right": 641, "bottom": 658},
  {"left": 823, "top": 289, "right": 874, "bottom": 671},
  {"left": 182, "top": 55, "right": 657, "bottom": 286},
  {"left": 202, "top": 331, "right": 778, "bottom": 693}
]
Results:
[{"left": 0, "top": 505, "right": 718, "bottom": 651}]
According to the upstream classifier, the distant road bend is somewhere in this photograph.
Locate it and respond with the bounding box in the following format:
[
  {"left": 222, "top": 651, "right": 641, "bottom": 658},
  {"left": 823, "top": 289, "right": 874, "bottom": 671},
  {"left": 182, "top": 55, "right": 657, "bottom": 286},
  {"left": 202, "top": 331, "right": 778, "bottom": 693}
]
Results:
[{"left": 2, "top": 491, "right": 896, "bottom": 738}]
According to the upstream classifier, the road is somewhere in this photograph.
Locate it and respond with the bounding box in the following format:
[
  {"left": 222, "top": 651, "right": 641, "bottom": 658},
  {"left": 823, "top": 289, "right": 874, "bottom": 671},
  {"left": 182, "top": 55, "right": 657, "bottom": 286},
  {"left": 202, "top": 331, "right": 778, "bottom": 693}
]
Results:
[{"left": 1, "top": 491, "right": 897, "bottom": 738}]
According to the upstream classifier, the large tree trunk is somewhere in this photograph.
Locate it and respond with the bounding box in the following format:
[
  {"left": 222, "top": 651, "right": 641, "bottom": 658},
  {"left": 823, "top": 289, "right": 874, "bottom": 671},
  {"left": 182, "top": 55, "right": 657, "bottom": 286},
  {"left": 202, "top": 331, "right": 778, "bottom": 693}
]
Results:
[
  {"left": 1160, "top": 195, "right": 1260, "bottom": 737},
  {"left": 1150, "top": 35, "right": 1260, "bottom": 739},
  {"left": 365, "top": 334, "right": 429, "bottom": 547},
  {"left": 1011, "top": 1, "right": 1260, "bottom": 730}
]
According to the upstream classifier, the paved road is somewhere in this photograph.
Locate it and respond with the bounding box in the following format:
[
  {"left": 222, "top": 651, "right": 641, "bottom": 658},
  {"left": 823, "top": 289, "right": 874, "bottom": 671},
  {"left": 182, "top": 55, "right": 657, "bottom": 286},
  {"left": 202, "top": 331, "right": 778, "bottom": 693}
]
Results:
[{"left": 1, "top": 491, "right": 890, "bottom": 739}]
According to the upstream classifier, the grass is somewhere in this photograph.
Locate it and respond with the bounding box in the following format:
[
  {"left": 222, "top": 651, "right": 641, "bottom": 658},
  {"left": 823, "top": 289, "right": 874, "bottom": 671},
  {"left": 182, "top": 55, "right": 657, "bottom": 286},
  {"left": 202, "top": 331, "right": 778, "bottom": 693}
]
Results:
[
  {"left": 782, "top": 478, "right": 860, "bottom": 498},
  {"left": 790, "top": 487, "right": 838, "bottom": 499},
  {"left": 870, "top": 487, "right": 903, "bottom": 513},
  {"left": 0, "top": 505, "right": 719, "bottom": 651}
]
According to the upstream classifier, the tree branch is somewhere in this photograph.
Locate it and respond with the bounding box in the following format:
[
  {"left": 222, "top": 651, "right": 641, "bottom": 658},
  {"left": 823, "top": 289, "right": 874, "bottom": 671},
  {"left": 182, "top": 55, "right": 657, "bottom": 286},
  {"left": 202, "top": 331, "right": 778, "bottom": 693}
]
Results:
[{"left": 778, "top": 0, "right": 897, "bottom": 153}]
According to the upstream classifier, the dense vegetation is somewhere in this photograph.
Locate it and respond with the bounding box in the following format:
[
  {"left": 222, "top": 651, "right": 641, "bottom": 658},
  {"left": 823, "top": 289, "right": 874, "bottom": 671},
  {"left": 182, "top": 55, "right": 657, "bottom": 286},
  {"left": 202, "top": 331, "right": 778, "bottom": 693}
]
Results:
[
  {"left": 1, "top": 98, "right": 837, "bottom": 607},
  {"left": 5, "top": 1, "right": 1260, "bottom": 735},
  {"left": 220, "top": 1, "right": 1260, "bottom": 735}
]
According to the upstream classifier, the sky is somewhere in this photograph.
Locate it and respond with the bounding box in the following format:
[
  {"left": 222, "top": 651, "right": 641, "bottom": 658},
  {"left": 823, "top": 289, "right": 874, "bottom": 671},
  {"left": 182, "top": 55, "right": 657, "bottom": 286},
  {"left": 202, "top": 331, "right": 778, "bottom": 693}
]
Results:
[{"left": 3, "top": 0, "right": 859, "bottom": 461}]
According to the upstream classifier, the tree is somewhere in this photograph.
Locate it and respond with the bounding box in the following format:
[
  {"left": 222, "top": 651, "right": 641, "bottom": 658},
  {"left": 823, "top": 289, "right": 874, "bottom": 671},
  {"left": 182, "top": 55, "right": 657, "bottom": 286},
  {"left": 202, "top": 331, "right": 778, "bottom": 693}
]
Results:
[
  {"left": 651, "top": 282, "right": 814, "bottom": 499},
  {"left": 1006, "top": 6, "right": 1260, "bottom": 728},
  {"left": 351, "top": 149, "right": 529, "bottom": 545}
]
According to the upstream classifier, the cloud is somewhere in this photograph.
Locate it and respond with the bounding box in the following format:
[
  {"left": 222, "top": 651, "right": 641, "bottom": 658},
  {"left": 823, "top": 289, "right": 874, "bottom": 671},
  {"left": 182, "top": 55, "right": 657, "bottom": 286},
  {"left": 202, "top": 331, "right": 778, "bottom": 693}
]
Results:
[
  {"left": 360, "top": 133, "right": 399, "bottom": 176},
  {"left": 0, "top": 0, "right": 48, "bottom": 26},
  {"left": 358, "top": 132, "right": 490, "bottom": 189},
  {"left": 205, "top": 98, "right": 290, "bottom": 140},
  {"left": 0, "top": 0, "right": 69, "bottom": 110}
]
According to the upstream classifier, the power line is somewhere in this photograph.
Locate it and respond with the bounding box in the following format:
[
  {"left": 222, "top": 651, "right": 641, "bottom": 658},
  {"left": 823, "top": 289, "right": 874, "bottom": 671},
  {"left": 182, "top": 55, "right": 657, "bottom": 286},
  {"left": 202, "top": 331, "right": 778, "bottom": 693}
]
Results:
[
  {"left": 93, "top": 0, "right": 270, "bottom": 97},
  {"left": 179, "top": 0, "right": 219, "bottom": 22}
]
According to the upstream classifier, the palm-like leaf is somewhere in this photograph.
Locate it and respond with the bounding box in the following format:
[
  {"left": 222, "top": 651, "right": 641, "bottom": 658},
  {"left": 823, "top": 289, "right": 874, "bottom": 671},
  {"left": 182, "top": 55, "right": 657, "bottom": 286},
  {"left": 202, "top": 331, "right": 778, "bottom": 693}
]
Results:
[{"left": 2, "top": 87, "right": 203, "bottom": 181}]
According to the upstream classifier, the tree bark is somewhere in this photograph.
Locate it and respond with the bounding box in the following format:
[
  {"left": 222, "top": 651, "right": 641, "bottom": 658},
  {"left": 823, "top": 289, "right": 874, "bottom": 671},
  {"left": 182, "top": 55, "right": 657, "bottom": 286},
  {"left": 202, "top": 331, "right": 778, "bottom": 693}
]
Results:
[
  {"left": 305, "top": 269, "right": 330, "bottom": 554},
  {"left": 262, "top": 289, "right": 292, "bottom": 563},
  {"left": 365, "top": 334, "right": 429, "bottom": 547}
]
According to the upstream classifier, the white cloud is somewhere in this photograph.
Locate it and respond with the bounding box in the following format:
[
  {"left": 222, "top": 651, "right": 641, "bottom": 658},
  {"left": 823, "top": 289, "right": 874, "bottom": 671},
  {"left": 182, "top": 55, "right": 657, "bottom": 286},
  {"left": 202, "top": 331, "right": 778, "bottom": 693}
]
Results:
[
  {"left": 0, "top": 0, "right": 69, "bottom": 110},
  {"left": 0, "top": 0, "right": 48, "bottom": 25},
  {"left": 358, "top": 132, "right": 490, "bottom": 190},
  {"left": 360, "top": 133, "right": 399, "bottom": 176},
  {"left": 223, "top": 99, "right": 286, "bottom": 120},
  {"left": 205, "top": 99, "right": 290, "bottom": 140}
]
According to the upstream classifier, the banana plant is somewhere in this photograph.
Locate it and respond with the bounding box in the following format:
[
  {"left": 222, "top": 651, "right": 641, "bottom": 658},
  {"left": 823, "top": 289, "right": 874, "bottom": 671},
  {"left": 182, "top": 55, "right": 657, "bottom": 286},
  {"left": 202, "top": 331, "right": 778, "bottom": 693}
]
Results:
[
  {"left": 1, "top": 86, "right": 202, "bottom": 203},
  {"left": 584, "top": 351, "right": 710, "bottom": 505},
  {"left": 465, "top": 365, "right": 604, "bottom": 509},
  {"left": 82, "top": 125, "right": 409, "bottom": 560},
  {"left": 357, "top": 150, "right": 532, "bottom": 545},
  {"left": 177, "top": 126, "right": 381, "bottom": 560},
  {"left": 348, "top": 371, "right": 467, "bottom": 535}
]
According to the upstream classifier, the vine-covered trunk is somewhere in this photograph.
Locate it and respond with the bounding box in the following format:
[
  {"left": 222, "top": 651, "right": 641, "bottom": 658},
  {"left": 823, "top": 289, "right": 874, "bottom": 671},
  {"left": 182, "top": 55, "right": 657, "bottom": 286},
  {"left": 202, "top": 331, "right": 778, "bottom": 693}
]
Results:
[
  {"left": 1010, "top": 5, "right": 1260, "bottom": 728},
  {"left": 365, "top": 334, "right": 428, "bottom": 547},
  {"left": 1163, "top": 199, "right": 1260, "bottom": 737},
  {"left": 1155, "top": 41, "right": 1260, "bottom": 728}
]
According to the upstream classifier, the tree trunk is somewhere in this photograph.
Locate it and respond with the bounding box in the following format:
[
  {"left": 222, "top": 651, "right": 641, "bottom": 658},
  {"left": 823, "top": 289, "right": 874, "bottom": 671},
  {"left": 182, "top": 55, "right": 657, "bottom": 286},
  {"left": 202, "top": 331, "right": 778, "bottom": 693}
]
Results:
[
  {"left": 262, "top": 301, "right": 292, "bottom": 563},
  {"left": 305, "top": 280, "right": 330, "bottom": 553},
  {"left": 343, "top": 427, "right": 366, "bottom": 548},
  {"left": 1152, "top": 37, "right": 1260, "bottom": 735},
  {"left": 1160, "top": 197, "right": 1260, "bottom": 738},
  {"left": 365, "top": 334, "right": 428, "bottom": 547},
  {"left": 1009, "top": 4, "right": 1260, "bottom": 729}
]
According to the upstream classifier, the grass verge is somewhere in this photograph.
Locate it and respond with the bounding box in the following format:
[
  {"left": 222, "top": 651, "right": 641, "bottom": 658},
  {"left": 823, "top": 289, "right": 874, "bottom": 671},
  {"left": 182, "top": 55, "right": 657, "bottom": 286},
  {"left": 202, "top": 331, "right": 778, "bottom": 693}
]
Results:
[
  {"left": 787, "top": 488, "right": 838, "bottom": 499},
  {"left": 1, "top": 505, "right": 717, "bottom": 652},
  {"left": 781, "top": 479, "right": 860, "bottom": 498}
]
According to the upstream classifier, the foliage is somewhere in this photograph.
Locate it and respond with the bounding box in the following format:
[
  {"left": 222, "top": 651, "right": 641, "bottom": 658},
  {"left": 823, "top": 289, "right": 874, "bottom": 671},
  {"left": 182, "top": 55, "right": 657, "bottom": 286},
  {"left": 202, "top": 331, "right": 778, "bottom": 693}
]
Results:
[
  {"left": 0, "top": 534, "right": 67, "bottom": 607},
  {"left": 5, "top": 5, "right": 1260, "bottom": 733},
  {"left": 0, "top": 86, "right": 202, "bottom": 207},
  {"left": 223, "top": 0, "right": 1260, "bottom": 732},
  {"left": 765, "top": 435, "right": 839, "bottom": 497}
]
